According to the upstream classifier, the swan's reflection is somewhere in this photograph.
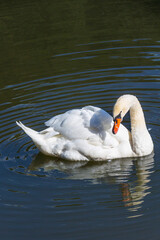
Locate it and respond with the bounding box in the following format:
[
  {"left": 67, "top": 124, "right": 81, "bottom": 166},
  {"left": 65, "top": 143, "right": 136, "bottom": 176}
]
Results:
[{"left": 28, "top": 153, "right": 154, "bottom": 214}]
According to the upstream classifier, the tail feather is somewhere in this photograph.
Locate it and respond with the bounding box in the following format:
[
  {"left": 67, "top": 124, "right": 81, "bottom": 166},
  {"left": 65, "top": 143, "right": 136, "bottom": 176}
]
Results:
[
  {"left": 16, "top": 121, "right": 39, "bottom": 140},
  {"left": 16, "top": 121, "right": 53, "bottom": 156}
]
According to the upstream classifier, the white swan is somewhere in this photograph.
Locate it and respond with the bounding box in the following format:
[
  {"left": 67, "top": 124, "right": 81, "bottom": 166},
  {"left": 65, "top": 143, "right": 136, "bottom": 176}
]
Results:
[{"left": 16, "top": 94, "right": 153, "bottom": 161}]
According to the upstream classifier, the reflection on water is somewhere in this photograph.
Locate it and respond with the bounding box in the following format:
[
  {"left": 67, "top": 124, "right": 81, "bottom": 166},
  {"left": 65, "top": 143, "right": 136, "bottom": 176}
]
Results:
[{"left": 28, "top": 153, "right": 154, "bottom": 216}]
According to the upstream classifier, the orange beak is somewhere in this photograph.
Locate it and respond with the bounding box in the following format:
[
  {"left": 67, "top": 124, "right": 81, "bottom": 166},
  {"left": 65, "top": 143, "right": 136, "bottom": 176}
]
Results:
[{"left": 112, "top": 118, "right": 121, "bottom": 134}]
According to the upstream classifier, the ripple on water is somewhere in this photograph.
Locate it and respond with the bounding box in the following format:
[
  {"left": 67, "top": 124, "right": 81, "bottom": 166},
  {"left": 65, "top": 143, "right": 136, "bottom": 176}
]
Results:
[{"left": 0, "top": 40, "right": 160, "bottom": 238}]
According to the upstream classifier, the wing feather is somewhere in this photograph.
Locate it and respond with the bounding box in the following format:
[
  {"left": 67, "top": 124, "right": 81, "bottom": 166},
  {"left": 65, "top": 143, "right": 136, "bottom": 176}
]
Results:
[{"left": 45, "top": 106, "right": 115, "bottom": 145}]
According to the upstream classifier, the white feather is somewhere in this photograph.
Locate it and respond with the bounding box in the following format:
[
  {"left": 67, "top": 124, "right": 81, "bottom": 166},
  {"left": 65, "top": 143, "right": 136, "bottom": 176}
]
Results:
[{"left": 16, "top": 95, "right": 154, "bottom": 161}]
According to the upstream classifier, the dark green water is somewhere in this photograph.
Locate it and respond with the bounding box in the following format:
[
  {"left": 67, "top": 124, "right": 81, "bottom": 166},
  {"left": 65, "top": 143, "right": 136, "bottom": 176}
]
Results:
[{"left": 0, "top": 1, "right": 160, "bottom": 239}]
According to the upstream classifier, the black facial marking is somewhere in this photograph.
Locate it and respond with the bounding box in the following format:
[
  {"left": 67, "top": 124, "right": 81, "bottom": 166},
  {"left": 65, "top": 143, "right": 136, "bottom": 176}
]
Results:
[{"left": 113, "top": 111, "right": 122, "bottom": 121}]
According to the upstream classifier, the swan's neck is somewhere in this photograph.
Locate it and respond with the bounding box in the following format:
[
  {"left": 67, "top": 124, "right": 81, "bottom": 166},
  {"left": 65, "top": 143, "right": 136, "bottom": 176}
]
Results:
[
  {"left": 113, "top": 94, "right": 153, "bottom": 156},
  {"left": 129, "top": 98, "right": 153, "bottom": 156},
  {"left": 130, "top": 99, "right": 147, "bottom": 131}
]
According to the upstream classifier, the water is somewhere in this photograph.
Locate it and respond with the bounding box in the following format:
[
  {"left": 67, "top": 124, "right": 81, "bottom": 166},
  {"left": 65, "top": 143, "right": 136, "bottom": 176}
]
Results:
[{"left": 0, "top": 1, "right": 160, "bottom": 239}]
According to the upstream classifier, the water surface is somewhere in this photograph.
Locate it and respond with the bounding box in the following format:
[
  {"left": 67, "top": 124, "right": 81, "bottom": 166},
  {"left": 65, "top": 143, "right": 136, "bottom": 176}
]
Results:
[{"left": 0, "top": 1, "right": 160, "bottom": 240}]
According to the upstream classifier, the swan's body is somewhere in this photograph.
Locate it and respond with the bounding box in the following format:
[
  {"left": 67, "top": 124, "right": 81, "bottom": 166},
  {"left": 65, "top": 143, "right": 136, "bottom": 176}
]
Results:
[{"left": 16, "top": 95, "right": 153, "bottom": 161}]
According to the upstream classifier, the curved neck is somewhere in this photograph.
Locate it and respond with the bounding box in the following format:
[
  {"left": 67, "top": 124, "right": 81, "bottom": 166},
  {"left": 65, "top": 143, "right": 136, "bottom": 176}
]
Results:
[
  {"left": 113, "top": 94, "right": 153, "bottom": 156},
  {"left": 129, "top": 97, "right": 153, "bottom": 156},
  {"left": 130, "top": 98, "right": 147, "bottom": 132}
]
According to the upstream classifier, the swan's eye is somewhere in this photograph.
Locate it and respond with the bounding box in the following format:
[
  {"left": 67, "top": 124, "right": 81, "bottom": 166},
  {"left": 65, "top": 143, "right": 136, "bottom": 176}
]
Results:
[{"left": 114, "top": 111, "right": 122, "bottom": 121}]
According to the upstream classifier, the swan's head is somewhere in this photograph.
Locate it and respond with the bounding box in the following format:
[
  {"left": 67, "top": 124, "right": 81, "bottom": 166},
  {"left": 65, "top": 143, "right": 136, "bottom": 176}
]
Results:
[{"left": 112, "top": 95, "right": 133, "bottom": 134}]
